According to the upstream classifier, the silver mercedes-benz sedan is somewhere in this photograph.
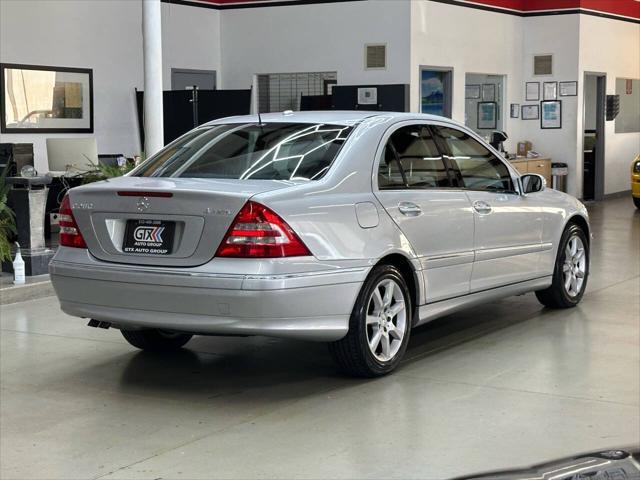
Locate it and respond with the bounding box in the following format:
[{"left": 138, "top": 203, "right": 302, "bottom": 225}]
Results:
[{"left": 50, "top": 111, "right": 590, "bottom": 376}]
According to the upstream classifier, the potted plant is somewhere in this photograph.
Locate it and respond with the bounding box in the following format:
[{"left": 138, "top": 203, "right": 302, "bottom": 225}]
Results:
[{"left": 81, "top": 158, "right": 136, "bottom": 185}]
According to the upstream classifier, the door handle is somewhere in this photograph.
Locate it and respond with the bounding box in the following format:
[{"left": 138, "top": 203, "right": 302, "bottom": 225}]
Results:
[
  {"left": 398, "top": 202, "right": 422, "bottom": 216},
  {"left": 472, "top": 200, "right": 492, "bottom": 214}
]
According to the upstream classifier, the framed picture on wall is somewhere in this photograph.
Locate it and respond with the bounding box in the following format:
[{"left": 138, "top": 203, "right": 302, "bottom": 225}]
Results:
[
  {"left": 510, "top": 103, "right": 520, "bottom": 118},
  {"left": 559, "top": 81, "right": 578, "bottom": 96},
  {"left": 357, "top": 87, "right": 378, "bottom": 105},
  {"left": 477, "top": 101, "right": 497, "bottom": 129},
  {"left": 525, "top": 82, "right": 540, "bottom": 101},
  {"left": 482, "top": 84, "right": 495, "bottom": 101},
  {"left": 420, "top": 68, "right": 451, "bottom": 116},
  {"left": 521, "top": 104, "right": 539, "bottom": 120},
  {"left": 0, "top": 63, "right": 93, "bottom": 133},
  {"left": 543, "top": 81, "right": 558, "bottom": 100},
  {"left": 465, "top": 84, "right": 481, "bottom": 99},
  {"left": 541, "top": 100, "right": 562, "bottom": 129}
]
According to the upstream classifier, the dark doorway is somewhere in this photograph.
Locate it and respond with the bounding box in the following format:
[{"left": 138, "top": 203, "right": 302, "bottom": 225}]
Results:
[{"left": 583, "top": 73, "right": 606, "bottom": 201}]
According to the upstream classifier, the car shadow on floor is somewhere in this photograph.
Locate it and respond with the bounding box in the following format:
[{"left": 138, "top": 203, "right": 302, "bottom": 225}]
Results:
[{"left": 107, "top": 294, "right": 556, "bottom": 404}]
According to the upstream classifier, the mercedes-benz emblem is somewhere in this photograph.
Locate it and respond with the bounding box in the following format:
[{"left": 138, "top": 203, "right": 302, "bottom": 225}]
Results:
[{"left": 136, "top": 197, "right": 150, "bottom": 212}]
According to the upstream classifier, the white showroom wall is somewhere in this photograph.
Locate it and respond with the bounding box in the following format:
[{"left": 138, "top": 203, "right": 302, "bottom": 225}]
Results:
[
  {"left": 578, "top": 15, "right": 640, "bottom": 196},
  {"left": 0, "top": 0, "right": 220, "bottom": 172},
  {"left": 1, "top": 0, "right": 637, "bottom": 195},
  {"left": 220, "top": 0, "right": 411, "bottom": 92},
  {"left": 410, "top": 0, "right": 525, "bottom": 153},
  {"left": 408, "top": 1, "right": 638, "bottom": 198},
  {"left": 520, "top": 14, "right": 582, "bottom": 197},
  {"left": 162, "top": 3, "right": 221, "bottom": 89},
  {"left": 0, "top": 0, "right": 144, "bottom": 173}
]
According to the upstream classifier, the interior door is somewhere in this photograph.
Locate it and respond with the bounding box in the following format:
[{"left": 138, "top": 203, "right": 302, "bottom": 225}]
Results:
[
  {"left": 432, "top": 126, "right": 544, "bottom": 292},
  {"left": 374, "top": 123, "right": 474, "bottom": 303}
]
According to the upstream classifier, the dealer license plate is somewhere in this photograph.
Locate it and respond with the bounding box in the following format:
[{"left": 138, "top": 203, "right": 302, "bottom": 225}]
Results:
[{"left": 123, "top": 219, "right": 175, "bottom": 255}]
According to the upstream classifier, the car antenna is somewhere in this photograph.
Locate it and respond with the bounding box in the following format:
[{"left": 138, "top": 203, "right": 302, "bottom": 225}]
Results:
[{"left": 251, "top": 85, "right": 264, "bottom": 127}]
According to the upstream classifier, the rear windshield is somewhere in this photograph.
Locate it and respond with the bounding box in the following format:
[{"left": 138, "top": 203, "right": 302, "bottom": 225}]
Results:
[{"left": 134, "top": 122, "right": 354, "bottom": 181}]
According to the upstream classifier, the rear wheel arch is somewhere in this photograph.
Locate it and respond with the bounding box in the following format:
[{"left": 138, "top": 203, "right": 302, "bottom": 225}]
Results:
[{"left": 374, "top": 253, "right": 420, "bottom": 325}]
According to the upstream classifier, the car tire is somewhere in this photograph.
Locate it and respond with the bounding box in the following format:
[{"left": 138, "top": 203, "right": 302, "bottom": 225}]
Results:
[
  {"left": 634, "top": 197, "right": 640, "bottom": 209},
  {"left": 535, "top": 223, "right": 589, "bottom": 309},
  {"left": 121, "top": 329, "right": 193, "bottom": 351},
  {"left": 329, "top": 264, "right": 412, "bottom": 377}
]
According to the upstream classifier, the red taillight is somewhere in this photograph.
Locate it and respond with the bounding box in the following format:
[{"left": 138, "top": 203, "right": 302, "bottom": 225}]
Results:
[
  {"left": 216, "top": 201, "right": 311, "bottom": 258},
  {"left": 58, "top": 194, "right": 87, "bottom": 248}
]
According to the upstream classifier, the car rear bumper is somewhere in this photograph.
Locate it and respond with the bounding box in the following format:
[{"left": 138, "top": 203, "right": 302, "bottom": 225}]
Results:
[{"left": 50, "top": 248, "right": 367, "bottom": 341}]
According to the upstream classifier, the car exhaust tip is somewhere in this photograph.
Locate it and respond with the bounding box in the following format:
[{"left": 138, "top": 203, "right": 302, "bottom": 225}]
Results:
[{"left": 87, "top": 319, "right": 111, "bottom": 329}]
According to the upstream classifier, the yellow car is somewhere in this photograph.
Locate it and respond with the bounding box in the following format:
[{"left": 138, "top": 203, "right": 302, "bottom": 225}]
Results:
[{"left": 633, "top": 154, "right": 640, "bottom": 209}]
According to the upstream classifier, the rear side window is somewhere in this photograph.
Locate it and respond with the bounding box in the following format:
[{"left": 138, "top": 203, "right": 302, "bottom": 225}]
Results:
[
  {"left": 135, "top": 123, "right": 353, "bottom": 181},
  {"left": 433, "top": 126, "right": 514, "bottom": 192},
  {"left": 378, "top": 144, "right": 406, "bottom": 189},
  {"left": 378, "top": 125, "right": 451, "bottom": 189}
]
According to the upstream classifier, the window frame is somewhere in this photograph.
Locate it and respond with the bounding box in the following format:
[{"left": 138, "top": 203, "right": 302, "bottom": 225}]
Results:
[
  {"left": 375, "top": 122, "right": 458, "bottom": 191},
  {"left": 431, "top": 124, "right": 520, "bottom": 195},
  {"left": 373, "top": 120, "right": 522, "bottom": 195}
]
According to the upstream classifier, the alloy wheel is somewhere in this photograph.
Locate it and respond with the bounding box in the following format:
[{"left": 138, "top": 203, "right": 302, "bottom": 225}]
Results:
[
  {"left": 562, "top": 235, "right": 587, "bottom": 297},
  {"left": 365, "top": 278, "right": 407, "bottom": 362}
]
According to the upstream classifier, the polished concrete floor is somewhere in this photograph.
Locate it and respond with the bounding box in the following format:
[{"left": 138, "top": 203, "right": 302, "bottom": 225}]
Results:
[{"left": 1, "top": 197, "right": 638, "bottom": 480}]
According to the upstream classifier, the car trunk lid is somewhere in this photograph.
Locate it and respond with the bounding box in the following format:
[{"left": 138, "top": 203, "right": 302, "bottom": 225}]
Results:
[{"left": 68, "top": 176, "right": 296, "bottom": 267}]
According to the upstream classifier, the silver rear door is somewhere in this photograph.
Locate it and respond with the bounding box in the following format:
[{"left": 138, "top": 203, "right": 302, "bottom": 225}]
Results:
[{"left": 374, "top": 123, "right": 474, "bottom": 303}]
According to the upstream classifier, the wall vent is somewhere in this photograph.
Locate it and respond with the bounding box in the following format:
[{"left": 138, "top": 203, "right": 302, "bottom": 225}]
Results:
[
  {"left": 365, "top": 44, "right": 387, "bottom": 69},
  {"left": 533, "top": 54, "right": 553, "bottom": 76}
]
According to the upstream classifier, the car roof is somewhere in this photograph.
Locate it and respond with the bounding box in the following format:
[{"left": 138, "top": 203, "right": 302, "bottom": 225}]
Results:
[{"left": 203, "top": 110, "right": 453, "bottom": 127}]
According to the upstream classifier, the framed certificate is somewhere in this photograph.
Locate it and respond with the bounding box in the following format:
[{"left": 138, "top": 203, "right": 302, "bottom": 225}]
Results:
[
  {"left": 482, "top": 84, "right": 495, "bottom": 101},
  {"left": 543, "top": 81, "right": 558, "bottom": 100},
  {"left": 521, "top": 104, "right": 539, "bottom": 120},
  {"left": 357, "top": 87, "right": 377, "bottom": 105},
  {"left": 477, "top": 101, "right": 497, "bottom": 129},
  {"left": 510, "top": 104, "right": 520, "bottom": 118},
  {"left": 541, "top": 100, "right": 562, "bottom": 129},
  {"left": 559, "top": 81, "right": 578, "bottom": 96},
  {"left": 465, "top": 84, "right": 481, "bottom": 99},
  {"left": 525, "top": 82, "right": 540, "bottom": 101}
]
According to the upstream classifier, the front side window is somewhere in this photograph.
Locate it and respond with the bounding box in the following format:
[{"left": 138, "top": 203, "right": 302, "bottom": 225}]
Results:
[
  {"left": 134, "top": 122, "right": 353, "bottom": 181},
  {"left": 378, "top": 125, "right": 451, "bottom": 189},
  {"left": 433, "top": 126, "right": 514, "bottom": 192}
]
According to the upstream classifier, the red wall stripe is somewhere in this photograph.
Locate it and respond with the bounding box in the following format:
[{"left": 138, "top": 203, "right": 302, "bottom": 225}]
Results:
[
  {"left": 579, "top": 0, "right": 640, "bottom": 19},
  {"left": 185, "top": 0, "right": 640, "bottom": 19},
  {"left": 446, "top": 0, "right": 639, "bottom": 18}
]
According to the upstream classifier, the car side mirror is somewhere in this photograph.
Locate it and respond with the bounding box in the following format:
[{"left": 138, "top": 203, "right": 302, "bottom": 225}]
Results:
[{"left": 521, "top": 173, "right": 546, "bottom": 194}]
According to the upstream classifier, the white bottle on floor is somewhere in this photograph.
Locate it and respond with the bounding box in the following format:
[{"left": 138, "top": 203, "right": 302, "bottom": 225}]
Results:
[{"left": 13, "top": 243, "right": 25, "bottom": 285}]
